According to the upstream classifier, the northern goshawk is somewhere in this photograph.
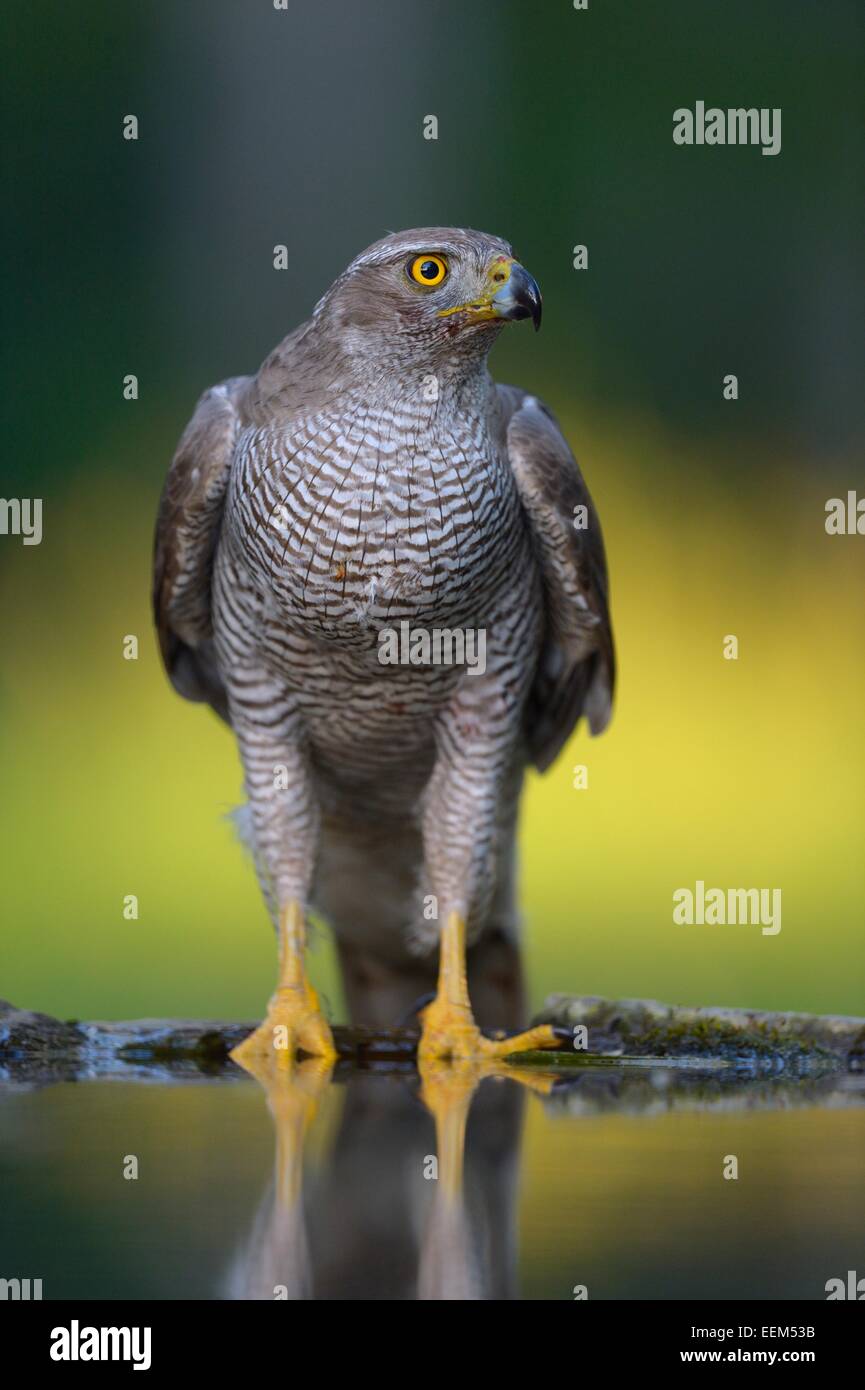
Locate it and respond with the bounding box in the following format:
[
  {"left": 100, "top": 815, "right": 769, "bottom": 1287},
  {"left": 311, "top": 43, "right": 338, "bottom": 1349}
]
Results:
[{"left": 153, "top": 227, "right": 614, "bottom": 1065}]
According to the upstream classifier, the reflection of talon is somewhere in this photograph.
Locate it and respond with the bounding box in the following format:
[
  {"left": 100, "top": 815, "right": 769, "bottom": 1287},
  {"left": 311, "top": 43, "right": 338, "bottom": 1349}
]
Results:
[
  {"left": 493, "top": 1064, "right": 557, "bottom": 1098},
  {"left": 418, "top": 1058, "right": 480, "bottom": 1201},
  {"left": 418, "top": 911, "right": 559, "bottom": 1063},
  {"left": 230, "top": 900, "right": 337, "bottom": 1069},
  {"left": 419, "top": 1057, "right": 485, "bottom": 1115},
  {"left": 418, "top": 1054, "right": 556, "bottom": 1208},
  {"left": 236, "top": 1055, "right": 334, "bottom": 1241}
]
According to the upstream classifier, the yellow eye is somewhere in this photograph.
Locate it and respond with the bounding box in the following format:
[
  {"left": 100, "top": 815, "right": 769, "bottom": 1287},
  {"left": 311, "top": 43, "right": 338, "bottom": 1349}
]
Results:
[{"left": 408, "top": 254, "right": 448, "bottom": 287}]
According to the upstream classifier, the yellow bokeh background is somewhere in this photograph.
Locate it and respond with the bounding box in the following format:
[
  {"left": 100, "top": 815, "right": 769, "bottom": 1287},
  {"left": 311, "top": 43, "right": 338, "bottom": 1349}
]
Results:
[{"left": 3, "top": 410, "right": 862, "bottom": 1023}]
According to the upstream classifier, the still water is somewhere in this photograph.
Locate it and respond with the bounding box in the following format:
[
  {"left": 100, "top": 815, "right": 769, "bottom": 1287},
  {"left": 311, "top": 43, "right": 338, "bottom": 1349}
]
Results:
[{"left": 1, "top": 1061, "right": 863, "bottom": 1300}]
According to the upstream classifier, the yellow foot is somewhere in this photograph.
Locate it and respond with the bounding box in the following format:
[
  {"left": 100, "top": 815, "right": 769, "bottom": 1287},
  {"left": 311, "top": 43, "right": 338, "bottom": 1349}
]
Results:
[
  {"left": 230, "top": 982, "right": 338, "bottom": 1070},
  {"left": 417, "top": 998, "right": 559, "bottom": 1063}
]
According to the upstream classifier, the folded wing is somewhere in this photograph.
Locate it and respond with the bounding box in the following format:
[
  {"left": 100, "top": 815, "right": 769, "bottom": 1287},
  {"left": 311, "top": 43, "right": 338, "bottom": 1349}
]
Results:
[
  {"left": 152, "top": 376, "right": 250, "bottom": 723},
  {"left": 500, "top": 386, "right": 615, "bottom": 771}
]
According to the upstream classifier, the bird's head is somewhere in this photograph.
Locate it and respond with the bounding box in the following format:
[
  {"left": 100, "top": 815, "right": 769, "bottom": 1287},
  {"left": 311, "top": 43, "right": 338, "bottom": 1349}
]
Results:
[{"left": 314, "top": 227, "right": 542, "bottom": 370}]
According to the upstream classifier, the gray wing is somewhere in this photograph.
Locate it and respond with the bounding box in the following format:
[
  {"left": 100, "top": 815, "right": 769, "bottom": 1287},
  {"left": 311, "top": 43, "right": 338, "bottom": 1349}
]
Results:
[
  {"left": 498, "top": 385, "right": 615, "bottom": 772},
  {"left": 152, "top": 376, "right": 250, "bottom": 722}
]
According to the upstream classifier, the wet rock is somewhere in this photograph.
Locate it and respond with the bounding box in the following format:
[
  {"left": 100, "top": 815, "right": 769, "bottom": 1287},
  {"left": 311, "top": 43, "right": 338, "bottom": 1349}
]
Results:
[
  {"left": 0, "top": 1000, "right": 420, "bottom": 1079},
  {"left": 0, "top": 1000, "right": 87, "bottom": 1085},
  {"left": 532, "top": 995, "right": 865, "bottom": 1072},
  {"left": 2, "top": 995, "right": 862, "bottom": 1082},
  {"left": 0, "top": 999, "right": 84, "bottom": 1056},
  {"left": 80, "top": 1018, "right": 419, "bottom": 1065}
]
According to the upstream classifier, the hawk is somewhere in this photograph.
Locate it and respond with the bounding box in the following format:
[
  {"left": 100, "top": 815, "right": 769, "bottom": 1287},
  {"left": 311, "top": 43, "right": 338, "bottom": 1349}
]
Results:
[{"left": 153, "top": 228, "right": 614, "bottom": 1065}]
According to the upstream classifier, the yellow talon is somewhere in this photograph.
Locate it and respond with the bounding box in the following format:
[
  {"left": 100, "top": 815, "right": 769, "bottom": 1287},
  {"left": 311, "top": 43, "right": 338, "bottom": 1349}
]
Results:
[
  {"left": 230, "top": 981, "right": 337, "bottom": 1068},
  {"left": 230, "top": 900, "right": 338, "bottom": 1068},
  {"left": 417, "top": 910, "right": 560, "bottom": 1063},
  {"left": 417, "top": 997, "right": 558, "bottom": 1062}
]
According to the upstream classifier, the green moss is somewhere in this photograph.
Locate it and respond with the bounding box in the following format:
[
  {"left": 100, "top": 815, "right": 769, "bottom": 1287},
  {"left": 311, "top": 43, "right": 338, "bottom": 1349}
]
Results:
[
  {"left": 627, "top": 1015, "right": 837, "bottom": 1069},
  {"left": 506, "top": 1050, "right": 614, "bottom": 1068}
]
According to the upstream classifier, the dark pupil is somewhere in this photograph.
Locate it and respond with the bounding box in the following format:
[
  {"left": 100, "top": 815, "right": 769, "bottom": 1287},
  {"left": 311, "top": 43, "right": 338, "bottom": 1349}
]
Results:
[{"left": 420, "top": 260, "right": 439, "bottom": 279}]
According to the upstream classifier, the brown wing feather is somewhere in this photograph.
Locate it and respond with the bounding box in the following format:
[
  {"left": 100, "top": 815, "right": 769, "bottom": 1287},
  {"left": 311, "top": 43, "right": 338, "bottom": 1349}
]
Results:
[
  {"left": 152, "top": 376, "right": 249, "bottom": 722},
  {"left": 498, "top": 385, "right": 615, "bottom": 771}
]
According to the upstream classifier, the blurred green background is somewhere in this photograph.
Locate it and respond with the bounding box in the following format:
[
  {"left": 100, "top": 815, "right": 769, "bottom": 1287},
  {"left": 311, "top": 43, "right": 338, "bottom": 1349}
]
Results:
[{"left": 2, "top": 0, "right": 863, "bottom": 1022}]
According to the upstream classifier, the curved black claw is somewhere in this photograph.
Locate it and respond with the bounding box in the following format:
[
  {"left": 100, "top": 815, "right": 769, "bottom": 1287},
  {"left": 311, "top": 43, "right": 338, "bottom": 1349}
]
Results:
[{"left": 396, "top": 991, "right": 437, "bottom": 1029}]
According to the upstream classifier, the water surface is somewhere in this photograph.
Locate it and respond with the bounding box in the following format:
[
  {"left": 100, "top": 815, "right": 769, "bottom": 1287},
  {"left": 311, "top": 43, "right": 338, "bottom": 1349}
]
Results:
[{"left": 1, "top": 1062, "right": 862, "bottom": 1299}]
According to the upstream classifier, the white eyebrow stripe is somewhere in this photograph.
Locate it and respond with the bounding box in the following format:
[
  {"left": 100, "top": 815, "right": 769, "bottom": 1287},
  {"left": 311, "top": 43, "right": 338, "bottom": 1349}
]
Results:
[{"left": 349, "top": 244, "right": 453, "bottom": 270}]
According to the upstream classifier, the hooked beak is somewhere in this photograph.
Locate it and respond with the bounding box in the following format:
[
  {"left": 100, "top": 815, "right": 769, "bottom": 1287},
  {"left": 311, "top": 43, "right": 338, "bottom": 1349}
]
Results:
[
  {"left": 490, "top": 263, "right": 543, "bottom": 331},
  {"left": 436, "top": 256, "right": 543, "bottom": 331}
]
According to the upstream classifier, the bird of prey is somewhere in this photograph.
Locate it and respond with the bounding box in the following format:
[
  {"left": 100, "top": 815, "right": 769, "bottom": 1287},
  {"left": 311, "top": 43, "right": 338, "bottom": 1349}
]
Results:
[{"left": 153, "top": 227, "right": 614, "bottom": 1065}]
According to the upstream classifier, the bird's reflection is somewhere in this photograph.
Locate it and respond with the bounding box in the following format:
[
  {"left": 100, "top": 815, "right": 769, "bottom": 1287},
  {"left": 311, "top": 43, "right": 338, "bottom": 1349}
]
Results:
[{"left": 226, "top": 1055, "right": 554, "bottom": 1300}]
